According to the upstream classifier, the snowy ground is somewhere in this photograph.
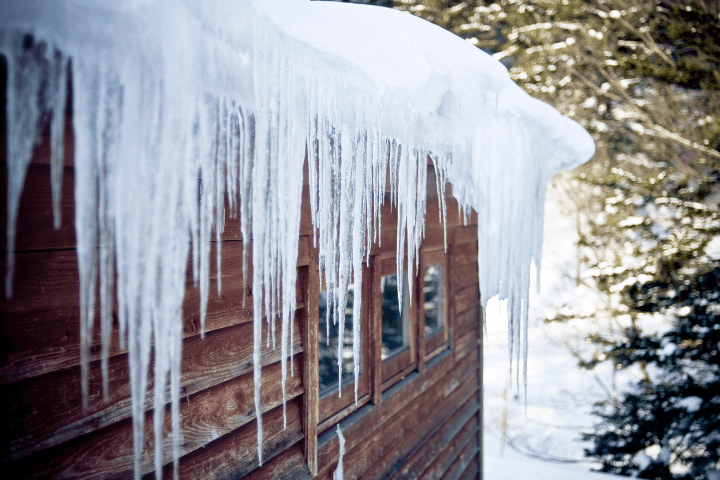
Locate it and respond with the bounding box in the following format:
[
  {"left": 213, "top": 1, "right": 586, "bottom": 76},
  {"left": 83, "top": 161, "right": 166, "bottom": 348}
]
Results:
[
  {"left": 484, "top": 435, "right": 627, "bottom": 480},
  {"left": 482, "top": 177, "right": 628, "bottom": 479}
]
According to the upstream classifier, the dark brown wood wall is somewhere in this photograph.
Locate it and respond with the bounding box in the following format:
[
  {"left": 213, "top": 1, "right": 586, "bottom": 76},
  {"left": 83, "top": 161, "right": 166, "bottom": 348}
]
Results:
[
  {"left": 0, "top": 80, "right": 482, "bottom": 478},
  {"left": 0, "top": 124, "right": 315, "bottom": 479}
]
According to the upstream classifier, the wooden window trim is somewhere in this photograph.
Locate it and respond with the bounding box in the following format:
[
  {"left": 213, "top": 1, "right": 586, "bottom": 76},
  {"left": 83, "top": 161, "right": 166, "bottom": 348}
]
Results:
[
  {"left": 381, "top": 347, "right": 412, "bottom": 383},
  {"left": 304, "top": 238, "right": 319, "bottom": 475},
  {"left": 317, "top": 265, "right": 372, "bottom": 429},
  {"left": 317, "top": 393, "right": 370, "bottom": 435},
  {"left": 377, "top": 256, "right": 417, "bottom": 389},
  {"left": 315, "top": 237, "right": 453, "bottom": 421},
  {"left": 418, "top": 247, "right": 450, "bottom": 372},
  {"left": 319, "top": 370, "right": 370, "bottom": 426}
]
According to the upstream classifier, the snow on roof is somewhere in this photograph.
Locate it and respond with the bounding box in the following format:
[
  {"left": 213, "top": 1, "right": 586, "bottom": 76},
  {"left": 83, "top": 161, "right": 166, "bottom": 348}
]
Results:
[
  {"left": 1, "top": 0, "right": 594, "bottom": 477},
  {"left": 261, "top": 0, "right": 508, "bottom": 93}
]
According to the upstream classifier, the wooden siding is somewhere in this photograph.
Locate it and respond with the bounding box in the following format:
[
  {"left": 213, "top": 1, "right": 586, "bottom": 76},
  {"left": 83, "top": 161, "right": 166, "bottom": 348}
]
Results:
[{"left": 1, "top": 80, "right": 482, "bottom": 478}]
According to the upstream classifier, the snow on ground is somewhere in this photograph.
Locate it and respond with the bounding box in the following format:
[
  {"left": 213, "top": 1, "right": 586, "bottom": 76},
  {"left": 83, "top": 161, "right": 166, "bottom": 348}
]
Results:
[
  {"left": 483, "top": 176, "right": 626, "bottom": 479},
  {"left": 484, "top": 434, "right": 628, "bottom": 480}
]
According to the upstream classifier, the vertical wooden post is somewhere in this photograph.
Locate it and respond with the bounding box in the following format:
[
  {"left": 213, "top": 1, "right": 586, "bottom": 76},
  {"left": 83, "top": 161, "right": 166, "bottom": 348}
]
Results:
[
  {"left": 370, "top": 259, "right": 382, "bottom": 405},
  {"left": 408, "top": 254, "right": 418, "bottom": 370},
  {"left": 362, "top": 261, "right": 372, "bottom": 401},
  {"left": 417, "top": 253, "right": 427, "bottom": 374},
  {"left": 442, "top": 248, "right": 450, "bottom": 347},
  {"left": 303, "top": 237, "right": 319, "bottom": 476}
]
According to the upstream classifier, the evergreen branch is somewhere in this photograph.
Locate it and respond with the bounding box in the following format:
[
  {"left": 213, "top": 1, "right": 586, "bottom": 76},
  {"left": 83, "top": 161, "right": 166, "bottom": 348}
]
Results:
[
  {"left": 600, "top": 0, "right": 676, "bottom": 67},
  {"left": 652, "top": 124, "right": 720, "bottom": 159},
  {"left": 571, "top": 64, "right": 720, "bottom": 160}
]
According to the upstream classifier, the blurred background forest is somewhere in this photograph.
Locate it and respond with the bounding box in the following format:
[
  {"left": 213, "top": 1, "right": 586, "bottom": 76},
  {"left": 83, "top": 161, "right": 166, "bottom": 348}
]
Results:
[{"left": 335, "top": 1, "right": 720, "bottom": 478}]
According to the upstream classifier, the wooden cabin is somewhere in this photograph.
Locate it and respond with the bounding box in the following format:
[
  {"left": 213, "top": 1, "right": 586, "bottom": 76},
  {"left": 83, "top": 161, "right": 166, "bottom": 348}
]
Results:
[{"left": 0, "top": 61, "right": 483, "bottom": 479}]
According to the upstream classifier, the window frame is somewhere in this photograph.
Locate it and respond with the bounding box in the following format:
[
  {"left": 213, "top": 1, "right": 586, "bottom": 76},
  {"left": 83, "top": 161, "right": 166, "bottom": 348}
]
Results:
[
  {"left": 312, "top": 241, "right": 452, "bottom": 422},
  {"left": 316, "top": 266, "right": 372, "bottom": 433},
  {"left": 417, "top": 247, "right": 450, "bottom": 371},
  {"left": 374, "top": 255, "right": 418, "bottom": 392}
]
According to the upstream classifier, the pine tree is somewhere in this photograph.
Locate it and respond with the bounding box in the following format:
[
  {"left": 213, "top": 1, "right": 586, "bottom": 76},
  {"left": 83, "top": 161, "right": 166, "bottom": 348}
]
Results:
[{"left": 583, "top": 263, "right": 720, "bottom": 479}]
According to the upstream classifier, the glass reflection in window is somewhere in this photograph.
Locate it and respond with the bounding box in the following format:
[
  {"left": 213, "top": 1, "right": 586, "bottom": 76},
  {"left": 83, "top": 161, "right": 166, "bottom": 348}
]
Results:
[
  {"left": 319, "top": 285, "right": 360, "bottom": 395},
  {"left": 381, "top": 273, "right": 410, "bottom": 360},
  {"left": 423, "top": 263, "right": 445, "bottom": 336}
]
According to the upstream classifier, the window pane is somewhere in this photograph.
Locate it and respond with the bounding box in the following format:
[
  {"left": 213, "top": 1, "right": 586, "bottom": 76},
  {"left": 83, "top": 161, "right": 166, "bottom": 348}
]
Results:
[
  {"left": 381, "top": 273, "right": 410, "bottom": 360},
  {"left": 319, "top": 285, "right": 360, "bottom": 395},
  {"left": 423, "top": 263, "right": 445, "bottom": 336}
]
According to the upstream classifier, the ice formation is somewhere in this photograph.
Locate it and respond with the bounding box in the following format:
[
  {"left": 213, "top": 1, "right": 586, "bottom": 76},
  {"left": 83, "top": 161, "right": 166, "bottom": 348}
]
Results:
[
  {"left": 334, "top": 424, "right": 346, "bottom": 480},
  {"left": 1, "top": 0, "right": 594, "bottom": 478}
]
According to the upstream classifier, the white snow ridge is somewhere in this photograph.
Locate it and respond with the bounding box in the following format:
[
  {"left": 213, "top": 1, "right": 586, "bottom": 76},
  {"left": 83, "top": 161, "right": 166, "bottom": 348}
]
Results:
[{"left": 0, "top": 0, "right": 594, "bottom": 478}]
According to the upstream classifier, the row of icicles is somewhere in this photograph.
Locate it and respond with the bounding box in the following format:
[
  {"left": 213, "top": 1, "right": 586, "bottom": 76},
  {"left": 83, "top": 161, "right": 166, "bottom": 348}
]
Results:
[{"left": 3, "top": 19, "right": 542, "bottom": 479}]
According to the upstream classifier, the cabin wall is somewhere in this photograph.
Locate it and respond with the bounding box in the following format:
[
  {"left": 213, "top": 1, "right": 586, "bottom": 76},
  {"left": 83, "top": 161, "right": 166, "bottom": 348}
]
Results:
[
  {"left": 306, "top": 205, "right": 482, "bottom": 480},
  {"left": 0, "top": 71, "right": 482, "bottom": 479}
]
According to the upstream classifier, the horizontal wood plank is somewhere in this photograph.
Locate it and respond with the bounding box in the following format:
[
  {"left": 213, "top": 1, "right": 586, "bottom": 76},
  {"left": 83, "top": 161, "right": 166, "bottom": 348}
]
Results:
[
  {"left": 0, "top": 164, "right": 77, "bottom": 252},
  {"left": 454, "top": 306, "right": 481, "bottom": 342},
  {"left": 458, "top": 456, "right": 480, "bottom": 480},
  {"left": 450, "top": 242, "right": 478, "bottom": 266},
  {"left": 452, "top": 284, "right": 480, "bottom": 321},
  {"left": 437, "top": 425, "right": 479, "bottom": 480},
  {"left": 375, "top": 226, "right": 448, "bottom": 259},
  {"left": 389, "top": 396, "right": 479, "bottom": 480},
  {"left": 1, "top": 314, "right": 304, "bottom": 461},
  {"left": 245, "top": 442, "right": 311, "bottom": 480},
  {"left": 381, "top": 347, "right": 413, "bottom": 384},
  {"left": 358, "top": 374, "right": 479, "bottom": 480},
  {"left": 6, "top": 356, "right": 303, "bottom": 479},
  {"left": 454, "top": 330, "right": 479, "bottom": 364},
  {"left": 452, "top": 225, "right": 477, "bottom": 246},
  {"left": 453, "top": 262, "right": 479, "bottom": 292},
  {"left": 420, "top": 410, "right": 479, "bottom": 480},
  {"left": 220, "top": 186, "right": 314, "bottom": 241},
  {"left": 0, "top": 240, "right": 308, "bottom": 384},
  {"left": 173, "top": 397, "right": 304, "bottom": 480}
]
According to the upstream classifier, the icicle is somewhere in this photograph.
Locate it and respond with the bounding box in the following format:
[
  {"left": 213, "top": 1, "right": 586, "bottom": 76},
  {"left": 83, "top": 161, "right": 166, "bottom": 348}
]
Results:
[
  {"left": 240, "top": 110, "right": 254, "bottom": 309},
  {"left": 363, "top": 130, "right": 373, "bottom": 268},
  {"left": 5, "top": 33, "right": 44, "bottom": 300},
  {"left": 395, "top": 143, "right": 407, "bottom": 312},
  {"left": 72, "top": 52, "right": 101, "bottom": 413},
  {"left": 216, "top": 100, "right": 227, "bottom": 296},
  {"left": 253, "top": 290, "right": 264, "bottom": 465},
  {"left": 333, "top": 424, "right": 346, "bottom": 480},
  {"left": 198, "top": 97, "right": 216, "bottom": 339},
  {"left": 352, "top": 148, "right": 365, "bottom": 402},
  {"left": 252, "top": 27, "right": 271, "bottom": 467},
  {"left": 49, "top": 52, "right": 68, "bottom": 230},
  {"left": 98, "top": 64, "right": 121, "bottom": 402},
  {"left": 431, "top": 156, "right": 448, "bottom": 252}
]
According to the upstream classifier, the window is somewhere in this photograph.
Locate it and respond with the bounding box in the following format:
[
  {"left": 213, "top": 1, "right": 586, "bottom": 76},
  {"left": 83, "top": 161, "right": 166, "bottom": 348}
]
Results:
[
  {"left": 377, "top": 257, "right": 416, "bottom": 388},
  {"left": 318, "top": 287, "right": 358, "bottom": 395},
  {"left": 419, "top": 249, "right": 449, "bottom": 360},
  {"left": 317, "top": 278, "right": 370, "bottom": 430},
  {"left": 314, "top": 248, "right": 448, "bottom": 423},
  {"left": 380, "top": 272, "right": 410, "bottom": 360},
  {"left": 422, "top": 264, "right": 444, "bottom": 334}
]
